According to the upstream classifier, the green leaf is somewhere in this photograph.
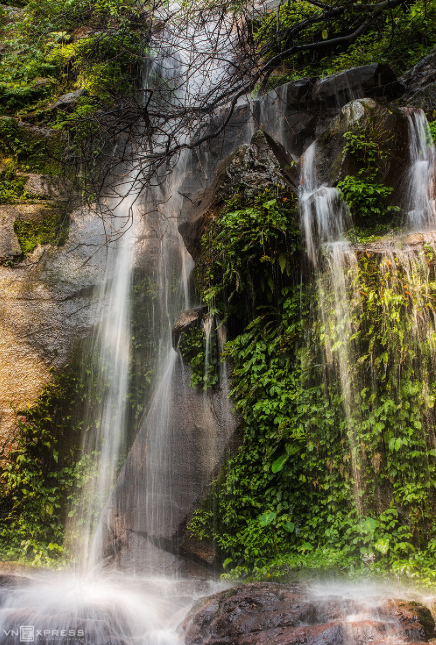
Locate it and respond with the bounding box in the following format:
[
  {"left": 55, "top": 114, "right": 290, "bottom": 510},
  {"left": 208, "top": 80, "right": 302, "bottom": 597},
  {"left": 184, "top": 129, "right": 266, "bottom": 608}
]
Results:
[
  {"left": 278, "top": 253, "right": 287, "bottom": 274},
  {"left": 282, "top": 522, "right": 295, "bottom": 533},
  {"left": 361, "top": 517, "right": 378, "bottom": 534},
  {"left": 374, "top": 537, "right": 390, "bottom": 554},
  {"left": 272, "top": 454, "right": 288, "bottom": 473},
  {"left": 259, "top": 512, "right": 277, "bottom": 526}
]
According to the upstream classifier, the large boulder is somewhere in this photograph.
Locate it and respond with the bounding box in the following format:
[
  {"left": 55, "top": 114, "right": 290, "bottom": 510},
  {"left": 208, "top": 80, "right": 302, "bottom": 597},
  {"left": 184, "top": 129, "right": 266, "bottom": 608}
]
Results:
[
  {"left": 181, "top": 582, "right": 434, "bottom": 645},
  {"left": 100, "top": 352, "right": 239, "bottom": 574},
  {"left": 312, "top": 98, "right": 410, "bottom": 191},
  {"left": 257, "top": 63, "right": 403, "bottom": 159}
]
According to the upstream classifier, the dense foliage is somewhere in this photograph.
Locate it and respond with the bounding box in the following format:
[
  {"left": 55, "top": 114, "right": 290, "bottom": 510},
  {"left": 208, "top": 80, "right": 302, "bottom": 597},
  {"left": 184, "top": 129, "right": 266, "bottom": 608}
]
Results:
[
  {"left": 189, "top": 130, "right": 436, "bottom": 586},
  {"left": 0, "top": 367, "right": 95, "bottom": 566},
  {"left": 254, "top": 0, "right": 436, "bottom": 81}
]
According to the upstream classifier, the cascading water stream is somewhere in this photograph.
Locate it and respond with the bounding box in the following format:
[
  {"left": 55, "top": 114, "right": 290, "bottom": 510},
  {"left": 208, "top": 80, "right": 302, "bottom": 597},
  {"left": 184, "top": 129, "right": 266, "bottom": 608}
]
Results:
[
  {"left": 299, "top": 106, "right": 436, "bottom": 519},
  {"left": 77, "top": 212, "right": 136, "bottom": 572},
  {"left": 0, "top": 14, "right": 233, "bottom": 644},
  {"left": 405, "top": 109, "right": 436, "bottom": 231}
]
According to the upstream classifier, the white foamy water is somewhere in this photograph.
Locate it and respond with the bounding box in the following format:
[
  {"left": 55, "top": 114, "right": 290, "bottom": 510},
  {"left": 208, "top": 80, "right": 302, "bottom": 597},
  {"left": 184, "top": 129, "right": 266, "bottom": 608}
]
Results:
[
  {"left": 300, "top": 143, "right": 350, "bottom": 266},
  {"left": 0, "top": 571, "right": 226, "bottom": 645}
]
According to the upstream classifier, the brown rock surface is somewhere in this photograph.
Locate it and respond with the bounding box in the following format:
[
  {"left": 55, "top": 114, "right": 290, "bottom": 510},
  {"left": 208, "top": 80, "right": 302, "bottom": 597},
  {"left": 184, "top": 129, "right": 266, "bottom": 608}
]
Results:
[
  {"left": 0, "top": 207, "right": 117, "bottom": 457},
  {"left": 182, "top": 583, "right": 435, "bottom": 645},
  {"left": 172, "top": 307, "right": 207, "bottom": 350}
]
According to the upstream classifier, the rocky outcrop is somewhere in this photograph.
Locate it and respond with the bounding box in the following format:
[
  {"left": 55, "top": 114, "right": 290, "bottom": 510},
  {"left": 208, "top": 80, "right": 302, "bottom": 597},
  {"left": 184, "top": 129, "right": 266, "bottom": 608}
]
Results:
[
  {"left": 0, "top": 207, "right": 21, "bottom": 261},
  {"left": 182, "top": 582, "right": 435, "bottom": 645},
  {"left": 179, "top": 129, "right": 294, "bottom": 259},
  {"left": 179, "top": 64, "right": 405, "bottom": 255},
  {"left": 310, "top": 98, "right": 410, "bottom": 192},
  {"left": 398, "top": 48, "right": 436, "bottom": 111},
  {"left": 0, "top": 206, "right": 118, "bottom": 458},
  {"left": 101, "top": 352, "right": 239, "bottom": 574},
  {"left": 19, "top": 173, "right": 74, "bottom": 201},
  {"left": 172, "top": 307, "right": 207, "bottom": 350}
]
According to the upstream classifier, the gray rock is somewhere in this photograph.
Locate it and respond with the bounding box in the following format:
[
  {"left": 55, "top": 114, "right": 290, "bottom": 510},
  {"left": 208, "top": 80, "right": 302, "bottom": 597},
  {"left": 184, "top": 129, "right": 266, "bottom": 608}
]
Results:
[
  {"left": 401, "top": 81, "right": 436, "bottom": 113},
  {"left": 100, "top": 354, "right": 239, "bottom": 573},
  {"left": 399, "top": 48, "right": 436, "bottom": 99},
  {"left": 311, "top": 64, "right": 402, "bottom": 108},
  {"left": 20, "top": 174, "right": 75, "bottom": 201},
  {"left": 172, "top": 307, "right": 207, "bottom": 350},
  {"left": 44, "top": 89, "right": 87, "bottom": 112},
  {"left": 0, "top": 207, "right": 21, "bottom": 261},
  {"left": 177, "top": 64, "right": 403, "bottom": 257},
  {"left": 179, "top": 129, "right": 292, "bottom": 259}
]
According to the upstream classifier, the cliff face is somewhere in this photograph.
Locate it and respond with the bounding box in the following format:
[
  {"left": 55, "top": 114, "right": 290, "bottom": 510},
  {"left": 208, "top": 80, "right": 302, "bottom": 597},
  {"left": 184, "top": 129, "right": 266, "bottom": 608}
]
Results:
[{"left": 0, "top": 205, "right": 115, "bottom": 457}]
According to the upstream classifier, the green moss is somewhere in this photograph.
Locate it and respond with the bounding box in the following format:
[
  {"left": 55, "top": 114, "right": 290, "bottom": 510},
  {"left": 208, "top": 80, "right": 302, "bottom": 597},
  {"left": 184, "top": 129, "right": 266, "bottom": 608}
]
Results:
[
  {"left": 14, "top": 210, "right": 69, "bottom": 255},
  {"left": 0, "top": 117, "right": 64, "bottom": 174},
  {"left": 0, "top": 174, "right": 29, "bottom": 204}
]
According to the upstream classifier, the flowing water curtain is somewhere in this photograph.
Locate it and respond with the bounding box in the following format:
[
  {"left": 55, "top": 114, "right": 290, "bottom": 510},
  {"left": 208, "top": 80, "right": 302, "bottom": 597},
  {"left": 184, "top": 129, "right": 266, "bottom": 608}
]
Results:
[
  {"left": 404, "top": 109, "right": 436, "bottom": 230},
  {"left": 300, "top": 107, "right": 436, "bottom": 529}
]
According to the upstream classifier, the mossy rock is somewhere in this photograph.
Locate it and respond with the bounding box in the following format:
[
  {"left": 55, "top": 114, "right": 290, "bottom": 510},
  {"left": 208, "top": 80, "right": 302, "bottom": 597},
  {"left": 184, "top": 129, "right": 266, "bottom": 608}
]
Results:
[
  {"left": 0, "top": 117, "right": 64, "bottom": 175},
  {"left": 314, "top": 98, "right": 410, "bottom": 191}
]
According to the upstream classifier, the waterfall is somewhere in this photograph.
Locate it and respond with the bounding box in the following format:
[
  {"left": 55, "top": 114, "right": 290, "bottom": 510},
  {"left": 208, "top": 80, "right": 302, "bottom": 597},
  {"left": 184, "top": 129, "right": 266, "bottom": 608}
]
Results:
[
  {"left": 405, "top": 108, "right": 436, "bottom": 230},
  {"left": 299, "top": 107, "right": 436, "bottom": 520},
  {"left": 299, "top": 145, "right": 363, "bottom": 504},
  {"left": 76, "top": 211, "right": 135, "bottom": 571},
  {"left": 300, "top": 142, "right": 350, "bottom": 267},
  {"left": 0, "top": 15, "right": 233, "bottom": 644}
]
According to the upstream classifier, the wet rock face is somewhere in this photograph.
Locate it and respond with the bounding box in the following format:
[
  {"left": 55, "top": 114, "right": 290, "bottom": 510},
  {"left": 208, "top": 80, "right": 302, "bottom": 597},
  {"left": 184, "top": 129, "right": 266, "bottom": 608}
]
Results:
[
  {"left": 172, "top": 307, "right": 207, "bottom": 350},
  {"left": 313, "top": 98, "right": 410, "bottom": 191},
  {"left": 182, "top": 583, "right": 434, "bottom": 645},
  {"left": 0, "top": 207, "right": 117, "bottom": 454},
  {"left": 253, "top": 64, "right": 402, "bottom": 161},
  {"left": 178, "top": 64, "right": 404, "bottom": 259}
]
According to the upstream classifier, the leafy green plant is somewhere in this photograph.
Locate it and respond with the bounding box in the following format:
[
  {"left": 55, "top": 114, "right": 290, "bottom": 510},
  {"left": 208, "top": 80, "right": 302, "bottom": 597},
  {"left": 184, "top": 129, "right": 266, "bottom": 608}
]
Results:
[
  {"left": 0, "top": 369, "right": 95, "bottom": 566},
  {"left": 196, "top": 188, "right": 300, "bottom": 328},
  {"left": 179, "top": 325, "right": 219, "bottom": 390},
  {"left": 337, "top": 175, "right": 396, "bottom": 220},
  {"left": 337, "top": 129, "right": 400, "bottom": 224},
  {"left": 190, "top": 244, "right": 436, "bottom": 583}
]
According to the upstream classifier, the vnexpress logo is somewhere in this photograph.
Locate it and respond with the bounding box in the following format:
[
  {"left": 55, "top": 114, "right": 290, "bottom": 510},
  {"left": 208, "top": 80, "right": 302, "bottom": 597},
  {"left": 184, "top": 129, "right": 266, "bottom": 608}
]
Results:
[{"left": 20, "top": 627, "right": 34, "bottom": 643}]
